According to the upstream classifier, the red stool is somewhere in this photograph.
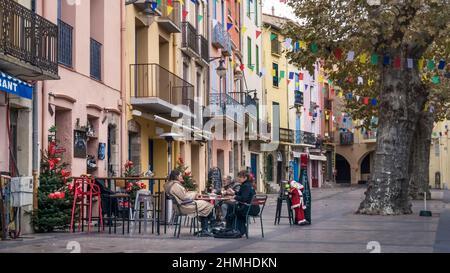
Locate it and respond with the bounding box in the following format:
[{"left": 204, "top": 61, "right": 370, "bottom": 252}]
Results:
[{"left": 70, "top": 176, "right": 103, "bottom": 233}]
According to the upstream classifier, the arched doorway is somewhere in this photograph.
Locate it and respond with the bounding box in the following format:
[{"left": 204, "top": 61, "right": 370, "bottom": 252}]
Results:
[
  {"left": 360, "top": 151, "right": 374, "bottom": 185},
  {"left": 335, "top": 154, "right": 351, "bottom": 184}
]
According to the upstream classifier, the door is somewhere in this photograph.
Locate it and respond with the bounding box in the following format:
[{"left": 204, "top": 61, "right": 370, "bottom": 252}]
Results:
[
  {"left": 311, "top": 161, "right": 319, "bottom": 188},
  {"left": 251, "top": 154, "right": 258, "bottom": 184},
  {"left": 217, "top": 149, "right": 225, "bottom": 176},
  {"left": 272, "top": 102, "right": 280, "bottom": 141},
  {"left": 107, "top": 125, "right": 117, "bottom": 177}
]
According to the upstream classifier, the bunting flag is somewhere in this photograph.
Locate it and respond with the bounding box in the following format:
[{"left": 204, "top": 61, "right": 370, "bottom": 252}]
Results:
[
  {"left": 256, "top": 30, "right": 262, "bottom": 39},
  {"left": 359, "top": 53, "right": 368, "bottom": 64},
  {"left": 285, "top": 38, "right": 292, "bottom": 48},
  {"left": 419, "top": 58, "right": 425, "bottom": 71},
  {"left": 305, "top": 84, "right": 309, "bottom": 91},
  {"left": 240, "top": 63, "right": 245, "bottom": 72},
  {"left": 287, "top": 79, "right": 291, "bottom": 85},
  {"left": 299, "top": 73, "right": 304, "bottom": 80},
  {"left": 280, "top": 71, "right": 285, "bottom": 79},
  {"left": 346, "top": 51, "right": 355, "bottom": 61},
  {"left": 356, "top": 95, "right": 360, "bottom": 102},
  {"left": 334, "top": 48, "right": 343, "bottom": 60},
  {"left": 357, "top": 77, "right": 363, "bottom": 85},
  {"left": 167, "top": 5, "right": 173, "bottom": 15},
  {"left": 427, "top": 59, "right": 435, "bottom": 71},
  {"left": 152, "top": 1, "right": 158, "bottom": 10},
  {"left": 363, "top": 97, "right": 369, "bottom": 105},
  {"left": 438, "top": 60, "right": 446, "bottom": 70},
  {"left": 289, "top": 72, "right": 295, "bottom": 80},
  {"left": 383, "top": 55, "right": 391, "bottom": 65},
  {"left": 371, "top": 54, "right": 379, "bottom": 65},
  {"left": 270, "top": 33, "right": 277, "bottom": 41},
  {"left": 227, "top": 23, "right": 233, "bottom": 31},
  {"left": 168, "top": 0, "right": 172, "bottom": 5},
  {"left": 242, "top": 26, "right": 247, "bottom": 33},
  {"left": 299, "top": 41, "right": 306, "bottom": 50},
  {"left": 272, "top": 69, "right": 276, "bottom": 77},
  {"left": 432, "top": 75, "right": 440, "bottom": 84},
  {"left": 198, "top": 15, "right": 203, "bottom": 22},
  {"left": 318, "top": 74, "right": 324, "bottom": 83},
  {"left": 310, "top": 43, "right": 318, "bottom": 53},
  {"left": 407, "top": 58, "right": 414, "bottom": 69},
  {"left": 260, "top": 67, "right": 266, "bottom": 76},
  {"left": 157, "top": 0, "right": 162, "bottom": 6},
  {"left": 182, "top": 10, "right": 189, "bottom": 19},
  {"left": 371, "top": 98, "right": 378, "bottom": 106},
  {"left": 180, "top": 0, "right": 184, "bottom": 4},
  {"left": 394, "top": 56, "right": 402, "bottom": 69},
  {"left": 368, "top": 79, "right": 374, "bottom": 86}
]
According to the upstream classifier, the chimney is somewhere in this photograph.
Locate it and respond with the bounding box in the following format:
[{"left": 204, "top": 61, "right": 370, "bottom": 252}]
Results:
[{"left": 272, "top": 6, "right": 275, "bottom": 16}]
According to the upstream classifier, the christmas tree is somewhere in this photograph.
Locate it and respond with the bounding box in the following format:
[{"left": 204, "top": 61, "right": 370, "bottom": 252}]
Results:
[
  {"left": 31, "top": 126, "right": 73, "bottom": 233},
  {"left": 175, "top": 157, "right": 197, "bottom": 191}
]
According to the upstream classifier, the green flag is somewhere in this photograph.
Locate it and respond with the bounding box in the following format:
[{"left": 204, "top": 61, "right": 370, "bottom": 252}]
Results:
[
  {"left": 280, "top": 70, "right": 285, "bottom": 78},
  {"left": 198, "top": 15, "right": 203, "bottom": 22},
  {"left": 270, "top": 33, "right": 277, "bottom": 41},
  {"left": 428, "top": 59, "right": 435, "bottom": 71},
  {"left": 371, "top": 54, "right": 379, "bottom": 65},
  {"left": 432, "top": 75, "right": 440, "bottom": 84},
  {"left": 310, "top": 43, "right": 318, "bottom": 53}
]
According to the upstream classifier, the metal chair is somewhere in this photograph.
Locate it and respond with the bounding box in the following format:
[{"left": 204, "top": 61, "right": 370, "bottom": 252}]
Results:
[
  {"left": 167, "top": 194, "right": 200, "bottom": 238},
  {"left": 241, "top": 194, "right": 268, "bottom": 239}
]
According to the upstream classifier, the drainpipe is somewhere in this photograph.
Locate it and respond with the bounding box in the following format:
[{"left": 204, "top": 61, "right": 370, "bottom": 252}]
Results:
[
  {"left": 120, "top": 0, "right": 127, "bottom": 176},
  {"left": 206, "top": 1, "right": 211, "bottom": 176}
]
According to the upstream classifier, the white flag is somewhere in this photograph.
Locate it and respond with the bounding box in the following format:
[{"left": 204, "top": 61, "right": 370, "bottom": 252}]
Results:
[
  {"left": 407, "top": 58, "right": 413, "bottom": 69},
  {"left": 347, "top": 51, "right": 355, "bottom": 61}
]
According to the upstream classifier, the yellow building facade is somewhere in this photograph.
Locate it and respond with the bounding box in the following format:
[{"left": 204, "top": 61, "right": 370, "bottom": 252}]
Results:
[{"left": 430, "top": 121, "right": 450, "bottom": 190}]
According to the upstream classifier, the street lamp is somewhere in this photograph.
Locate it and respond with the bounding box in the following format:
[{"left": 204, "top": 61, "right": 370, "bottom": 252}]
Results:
[
  {"left": 216, "top": 59, "right": 227, "bottom": 78},
  {"left": 234, "top": 65, "right": 243, "bottom": 81}
]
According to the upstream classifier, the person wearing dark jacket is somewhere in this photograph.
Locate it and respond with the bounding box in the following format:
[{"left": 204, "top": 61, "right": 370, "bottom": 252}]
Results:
[{"left": 225, "top": 170, "right": 260, "bottom": 236}]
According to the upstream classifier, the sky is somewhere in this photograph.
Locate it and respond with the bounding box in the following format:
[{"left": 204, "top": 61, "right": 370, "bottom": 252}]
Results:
[{"left": 261, "top": 0, "right": 297, "bottom": 21}]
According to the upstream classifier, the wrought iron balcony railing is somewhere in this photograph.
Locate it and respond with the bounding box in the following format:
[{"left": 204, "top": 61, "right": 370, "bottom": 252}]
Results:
[
  {"left": 0, "top": 0, "right": 58, "bottom": 77},
  {"left": 296, "top": 130, "right": 317, "bottom": 146},
  {"left": 156, "top": 0, "right": 181, "bottom": 33},
  {"left": 271, "top": 38, "right": 281, "bottom": 55},
  {"left": 130, "top": 63, "right": 194, "bottom": 108},
  {"left": 181, "top": 21, "right": 198, "bottom": 56},
  {"left": 280, "top": 128, "right": 294, "bottom": 143},
  {"left": 198, "top": 34, "right": 209, "bottom": 62},
  {"left": 212, "top": 22, "right": 231, "bottom": 56}
]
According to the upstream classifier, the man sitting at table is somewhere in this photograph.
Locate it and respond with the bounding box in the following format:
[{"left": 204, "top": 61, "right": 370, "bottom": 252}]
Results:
[
  {"left": 165, "top": 170, "right": 215, "bottom": 237},
  {"left": 225, "top": 170, "right": 260, "bottom": 237}
]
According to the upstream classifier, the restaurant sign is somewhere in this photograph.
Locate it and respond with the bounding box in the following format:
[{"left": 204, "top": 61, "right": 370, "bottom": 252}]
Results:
[{"left": 0, "top": 71, "right": 33, "bottom": 100}]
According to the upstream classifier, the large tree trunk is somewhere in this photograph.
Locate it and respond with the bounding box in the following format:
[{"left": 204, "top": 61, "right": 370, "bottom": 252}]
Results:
[
  {"left": 409, "top": 111, "right": 433, "bottom": 200},
  {"left": 357, "top": 65, "right": 428, "bottom": 215}
]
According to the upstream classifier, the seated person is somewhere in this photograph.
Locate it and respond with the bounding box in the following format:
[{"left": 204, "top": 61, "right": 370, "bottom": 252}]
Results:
[
  {"left": 225, "top": 170, "right": 260, "bottom": 236},
  {"left": 164, "top": 170, "right": 215, "bottom": 237}
]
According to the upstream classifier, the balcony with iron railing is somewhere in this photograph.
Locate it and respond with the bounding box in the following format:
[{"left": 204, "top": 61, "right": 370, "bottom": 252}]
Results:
[
  {"left": 156, "top": 0, "right": 181, "bottom": 33},
  {"left": 212, "top": 22, "right": 232, "bottom": 56},
  {"left": 362, "top": 129, "right": 377, "bottom": 143},
  {"left": 130, "top": 63, "right": 194, "bottom": 116},
  {"left": 181, "top": 21, "right": 199, "bottom": 58},
  {"left": 198, "top": 34, "right": 209, "bottom": 64},
  {"left": 209, "top": 92, "right": 245, "bottom": 124},
  {"left": 296, "top": 130, "right": 317, "bottom": 146},
  {"left": 0, "top": 0, "right": 59, "bottom": 80},
  {"left": 280, "top": 128, "right": 294, "bottom": 143}
]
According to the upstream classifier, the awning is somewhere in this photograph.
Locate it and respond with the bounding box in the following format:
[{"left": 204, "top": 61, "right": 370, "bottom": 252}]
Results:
[
  {"left": 0, "top": 71, "right": 33, "bottom": 100},
  {"left": 309, "top": 154, "right": 327, "bottom": 161}
]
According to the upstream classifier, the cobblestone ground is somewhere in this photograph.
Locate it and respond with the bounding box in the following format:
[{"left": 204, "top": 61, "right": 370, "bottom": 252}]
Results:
[{"left": 1, "top": 186, "right": 449, "bottom": 253}]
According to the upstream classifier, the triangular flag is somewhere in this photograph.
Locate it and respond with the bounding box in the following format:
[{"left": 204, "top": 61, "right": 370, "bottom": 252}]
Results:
[
  {"left": 182, "top": 10, "right": 189, "bottom": 19},
  {"left": 318, "top": 74, "right": 324, "bottom": 83},
  {"left": 285, "top": 38, "right": 292, "bottom": 48},
  {"left": 280, "top": 71, "right": 285, "bottom": 79},
  {"left": 242, "top": 26, "right": 247, "bottom": 33},
  {"left": 157, "top": 0, "right": 162, "bottom": 7},
  {"left": 394, "top": 56, "right": 401, "bottom": 69},
  {"left": 356, "top": 95, "right": 360, "bottom": 102},
  {"left": 368, "top": 79, "right": 374, "bottom": 86},
  {"left": 346, "top": 51, "right": 355, "bottom": 61},
  {"left": 256, "top": 30, "right": 262, "bottom": 39},
  {"left": 260, "top": 67, "right": 266, "bottom": 76},
  {"left": 240, "top": 63, "right": 245, "bottom": 71},
  {"left": 438, "top": 60, "right": 446, "bottom": 70},
  {"left": 270, "top": 33, "right": 277, "bottom": 41},
  {"left": 310, "top": 43, "right": 318, "bottom": 53},
  {"left": 287, "top": 79, "right": 291, "bottom": 85},
  {"left": 289, "top": 72, "right": 295, "bottom": 80},
  {"left": 299, "top": 41, "right": 306, "bottom": 50},
  {"left": 371, "top": 54, "right": 379, "bottom": 65},
  {"left": 305, "top": 84, "right": 309, "bottom": 91},
  {"left": 334, "top": 48, "right": 343, "bottom": 60},
  {"left": 383, "top": 55, "right": 390, "bottom": 65},
  {"left": 357, "top": 76, "right": 363, "bottom": 85},
  {"left": 180, "top": 0, "right": 184, "bottom": 4},
  {"left": 371, "top": 98, "right": 377, "bottom": 106},
  {"left": 299, "top": 73, "right": 304, "bottom": 80},
  {"left": 363, "top": 97, "right": 369, "bottom": 105},
  {"left": 407, "top": 58, "right": 413, "bottom": 69},
  {"left": 427, "top": 59, "right": 435, "bottom": 71},
  {"left": 418, "top": 58, "right": 425, "bottom": 71},
  {"left": 432, "top": 75, "right": 440, "bottom": 84},
  {"left": 168, "top": 0, "right": 172, "bottom": 6},
  {"left": 359, "top": 53, "right": 367, "bottom": 64},
  {"left": 227, "top": 23, "right": 233, "bottom": 31},
  {"left": 152, "top": 2, "right": 158, "bottom": 10},
  {"left": 167, "top": 5, "right": 173, "bottom": 15},
  {"left": 198, "top": 15, "right": 203, "bottom": 22}
]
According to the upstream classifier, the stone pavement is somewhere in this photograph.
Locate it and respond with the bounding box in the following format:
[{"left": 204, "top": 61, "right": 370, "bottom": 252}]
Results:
[{"left": 0, "top": 187, "right": 449, "bottom": 253}]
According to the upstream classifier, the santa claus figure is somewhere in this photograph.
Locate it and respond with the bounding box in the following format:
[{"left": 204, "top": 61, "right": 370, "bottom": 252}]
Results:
[{"left": 289, "top": 180, "right": 307, "bottom": 225}]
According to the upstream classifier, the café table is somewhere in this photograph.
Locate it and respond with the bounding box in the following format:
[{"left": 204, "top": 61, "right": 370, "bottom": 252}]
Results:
[{"left": 195, "top": 195, "right": 233, "bottom": 224}]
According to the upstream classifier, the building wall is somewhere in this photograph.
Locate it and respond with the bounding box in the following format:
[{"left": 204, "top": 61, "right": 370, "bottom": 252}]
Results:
[{"left": 430, "top": 121, "right": 450, "bottom": 190}]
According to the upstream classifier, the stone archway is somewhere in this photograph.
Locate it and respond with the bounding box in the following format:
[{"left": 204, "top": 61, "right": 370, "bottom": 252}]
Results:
[
  {"left": 335, "top": 153, "right": 351, "bottom": 184},
  {"left": 358, "top": 150, "right": 375, "bottom": 185}
]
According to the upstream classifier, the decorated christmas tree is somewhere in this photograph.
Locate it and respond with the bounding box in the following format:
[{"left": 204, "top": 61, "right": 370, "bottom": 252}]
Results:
[
  {"left": 175, "top": 157, "right": 197, "bottom": 191},
  {"left": 31, "top": 126, "right": 73, "bottom": 233}
]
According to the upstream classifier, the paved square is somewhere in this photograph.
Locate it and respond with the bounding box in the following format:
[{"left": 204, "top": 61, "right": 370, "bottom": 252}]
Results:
[{"left": 1, "top": 187, "right": 449, "bottom": 253}]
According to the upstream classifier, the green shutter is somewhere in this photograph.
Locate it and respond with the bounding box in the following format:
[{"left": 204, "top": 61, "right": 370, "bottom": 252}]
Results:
[
  {"left": 248, "top": 37, "right": 252, "bottom": 68},
  {"left": 256, "top": 45, "right": 260, "bottom": 74}
]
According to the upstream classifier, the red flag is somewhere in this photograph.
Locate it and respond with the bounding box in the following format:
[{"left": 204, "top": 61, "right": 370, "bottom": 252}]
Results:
[
  {"left": 363, "top": 97, "right": 369, "bottom": 105},
  {"left": 394, "top": 57, "right": 402, "bottom": 69},
  {"left": 334, "top": 48, "right": 343, "bottom": 60},
  {"left": 240, "top": 63, "right": 245, "bottom": 71},
  {"left": 168, "top": 0, "right": 173, "bottom": 6},
  {"left": 182, "top": 10, "right": 188, "bottom": 19},
  {"left": 256, "top": 30, "right": 262, "bottom": 39},
  {"left": 299, "top": 73, "right": 304, "bottom": 80}
]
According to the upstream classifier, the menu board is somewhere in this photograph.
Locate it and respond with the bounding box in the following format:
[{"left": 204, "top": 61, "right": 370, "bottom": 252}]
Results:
[{"left": 208, "top": 167, "right": 222, "bottom": 193}]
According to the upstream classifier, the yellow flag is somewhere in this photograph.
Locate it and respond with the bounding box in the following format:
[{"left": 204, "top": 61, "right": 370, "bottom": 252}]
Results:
[
  {"left": 299, "top": 41, "right": 306, "bottom": 50},
  {"left": 318, "top": 75, "right": 324, "bottom": 83},
  {"left": 167, "top": 5, "right": 173, "bottom": 15},
  {"left": 421, "top": 74, "right": 429, "bottom": 82},
  {"left": 272, "top": 69, "right": 276, "bottom": 77},
  {"left": 359, "top": 53, "right": 367, "bottom": 64},
  {"left": 419, "top": 58, "right": 424, "bottom": 71},
  {"left": 338, "top": 91, "right": 343, "bottom": 98},
  {"left": 368, "top": 79, "right": 374, "bottom": 86},
  {"left": 242, "top": 26, "right": 247, "bottom": 33},
  {"left": 180, "top": 0, "right": 184, "bottom": 5}
]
